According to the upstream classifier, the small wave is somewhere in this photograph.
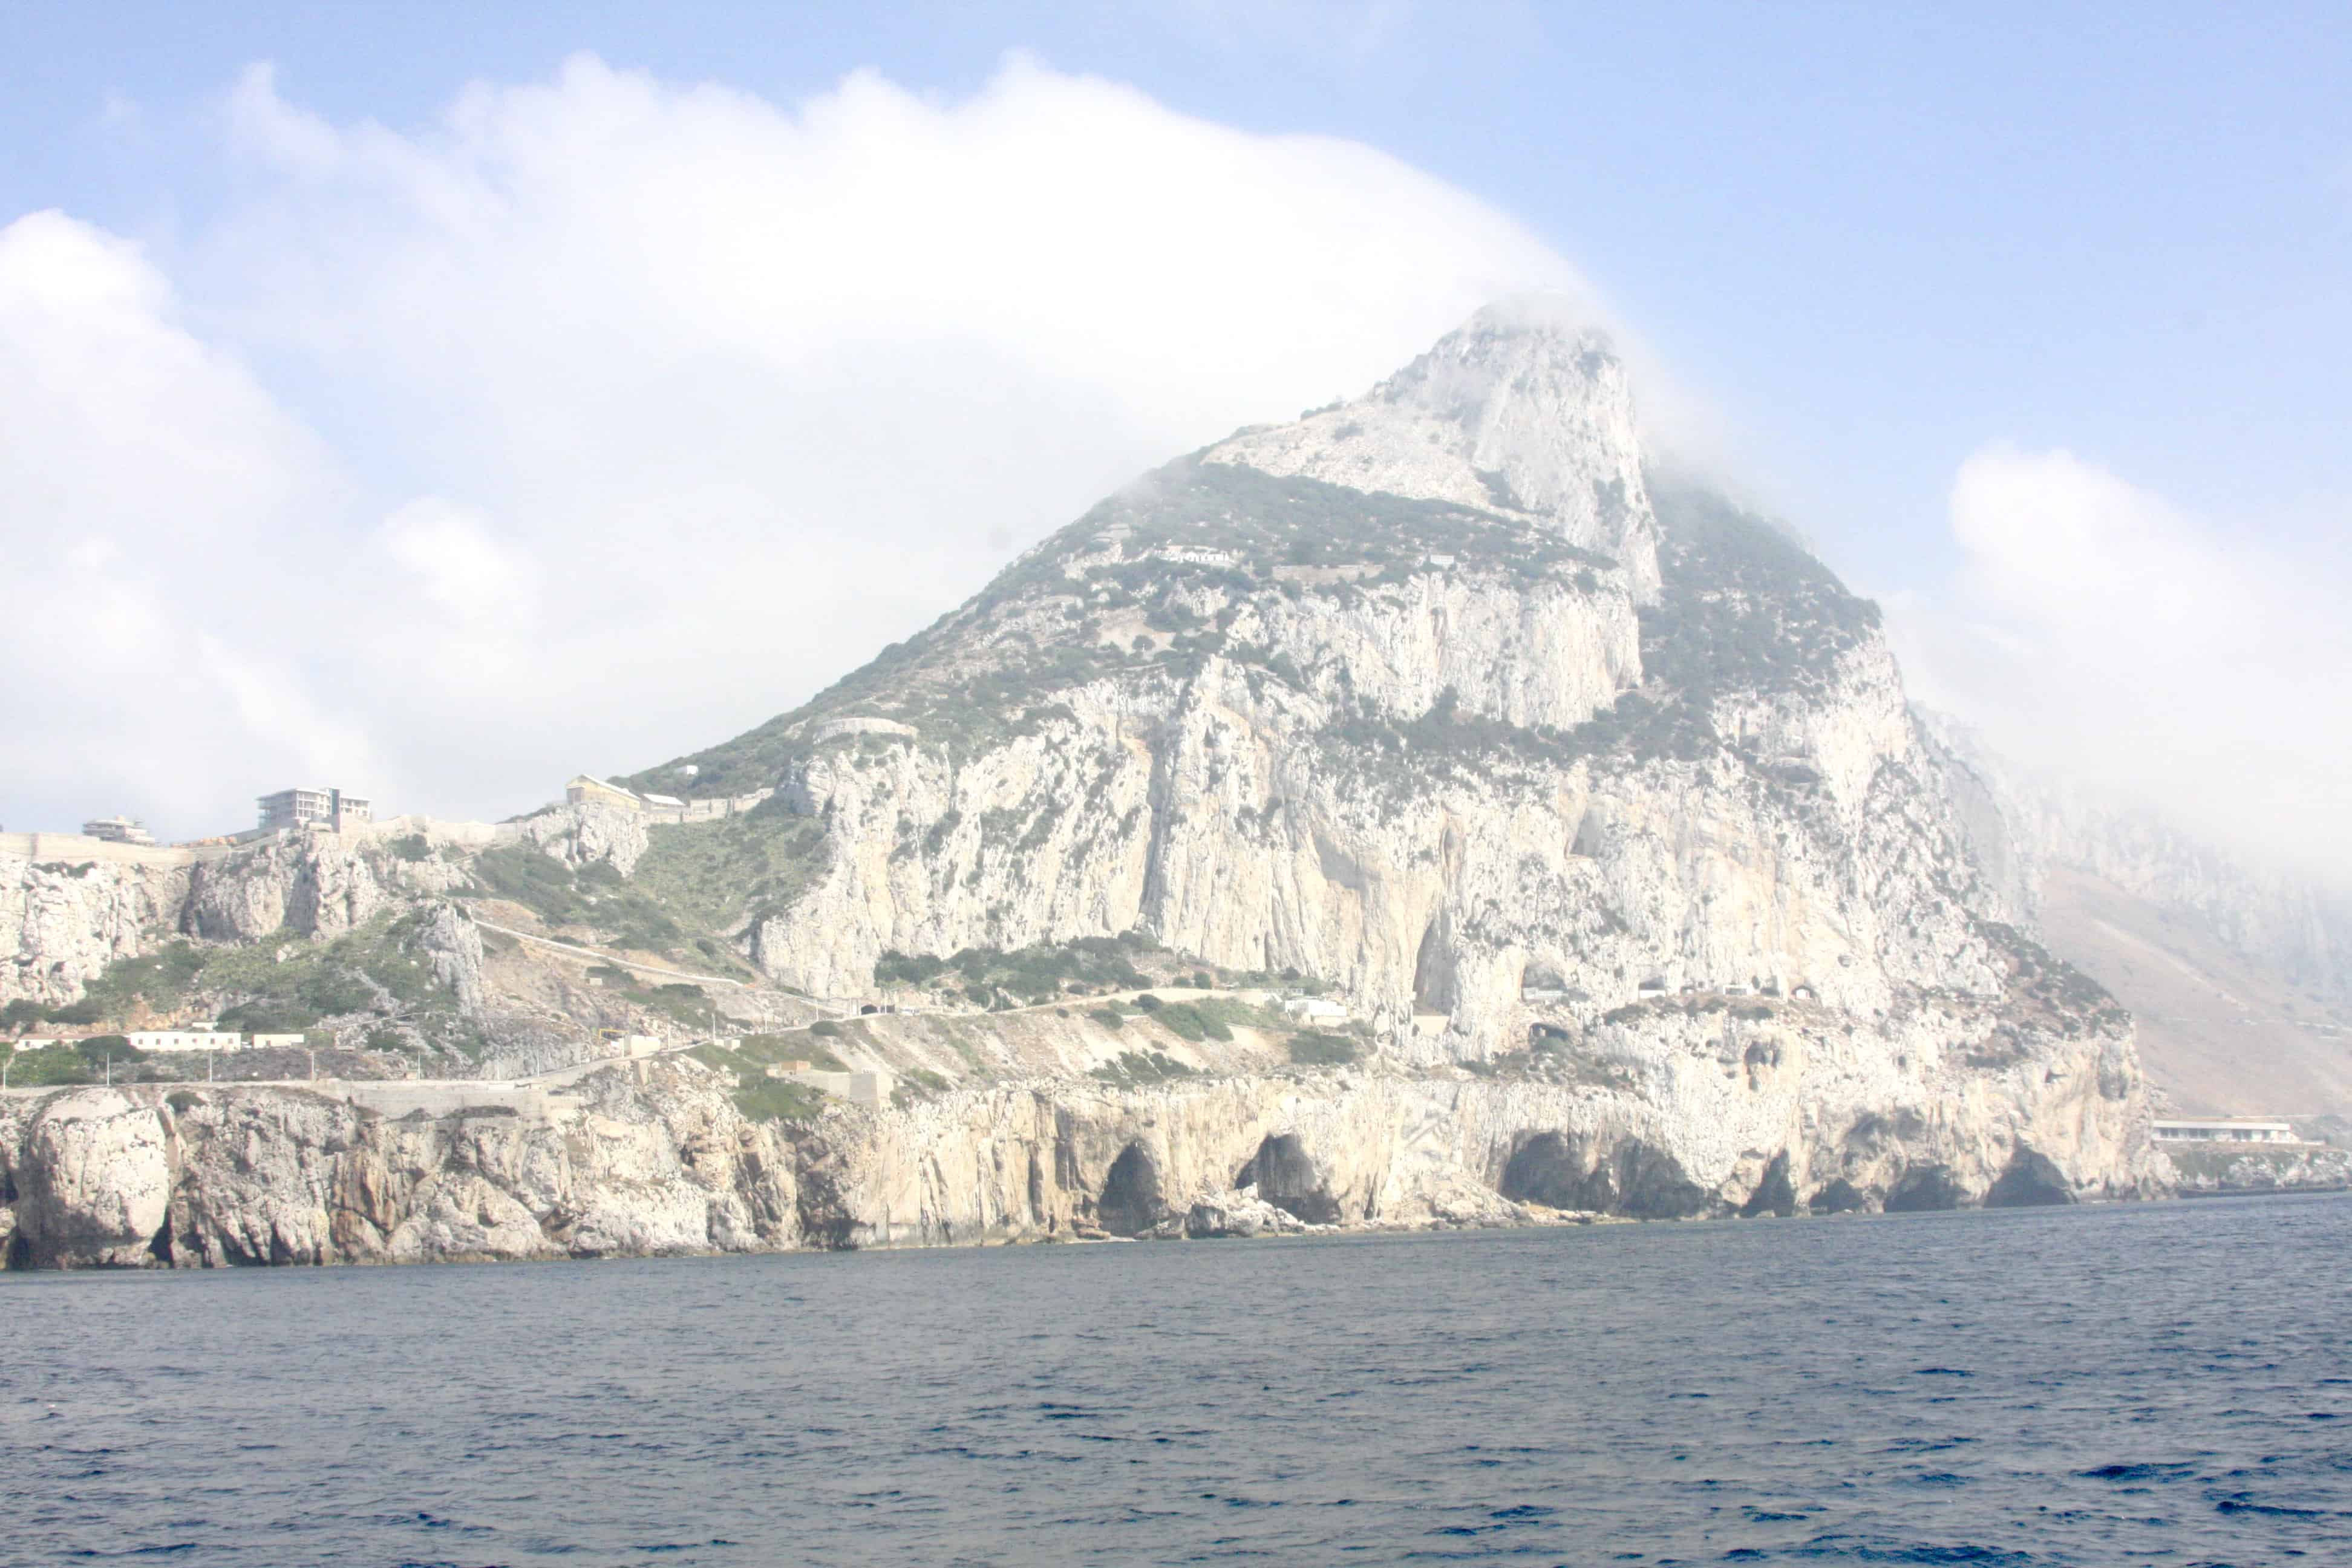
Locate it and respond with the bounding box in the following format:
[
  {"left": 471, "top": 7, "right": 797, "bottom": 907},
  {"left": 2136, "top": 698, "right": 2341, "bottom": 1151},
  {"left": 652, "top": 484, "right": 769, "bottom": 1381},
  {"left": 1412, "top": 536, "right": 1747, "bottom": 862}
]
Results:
[{"left": 2079, "top": 1462, "right": 2193, "bottom": 1481}]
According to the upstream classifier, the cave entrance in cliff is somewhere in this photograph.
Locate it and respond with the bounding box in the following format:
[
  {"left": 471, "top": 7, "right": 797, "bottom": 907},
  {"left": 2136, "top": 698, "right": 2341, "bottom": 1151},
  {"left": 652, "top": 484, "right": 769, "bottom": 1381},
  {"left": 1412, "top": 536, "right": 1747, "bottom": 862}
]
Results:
[
  {"left": 1985, "top": 1149, "right": 2075, "bottom": 1209},
  {"left": 1236, "top": 1133, "right": 1342, "bottom": 1225},
  {"left": 1884, "top": 1165, "right": 1965, "bottom": 1213},
  {"left": 1499, "top": 1132, "right": 1597, "bottom": 1210},
  {"left": 1096, "top": 1143, "right": 1165, "bottom": 1237},
  {"left": 1413, "top": 919, "right": 1452, "bottom": 1016}
]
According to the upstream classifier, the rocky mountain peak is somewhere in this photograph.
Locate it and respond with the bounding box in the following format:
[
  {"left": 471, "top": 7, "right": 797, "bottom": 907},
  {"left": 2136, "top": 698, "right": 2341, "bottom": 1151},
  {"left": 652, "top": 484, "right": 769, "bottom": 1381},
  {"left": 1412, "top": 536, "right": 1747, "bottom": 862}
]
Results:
[{"left": 1206, "top": 299, "right": 1661, "bottom": 598}]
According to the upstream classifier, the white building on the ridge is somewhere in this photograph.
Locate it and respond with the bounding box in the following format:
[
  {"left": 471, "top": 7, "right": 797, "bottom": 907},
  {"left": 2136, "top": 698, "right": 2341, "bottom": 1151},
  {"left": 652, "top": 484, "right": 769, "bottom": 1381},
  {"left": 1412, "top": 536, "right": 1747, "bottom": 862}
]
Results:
[
  {"left": 258, "top": 787, "right": 371, "bottom": 832},
  {"left": 566, "top": 776, "right": 645, "bottom": 811},
  {"left": 81, "top": 815, "right": 157, "bottom": 845}
]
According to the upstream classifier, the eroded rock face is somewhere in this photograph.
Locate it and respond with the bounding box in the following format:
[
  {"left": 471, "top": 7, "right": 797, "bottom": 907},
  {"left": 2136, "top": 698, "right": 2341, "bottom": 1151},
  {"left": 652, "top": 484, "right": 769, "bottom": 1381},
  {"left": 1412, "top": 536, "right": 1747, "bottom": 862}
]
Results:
[
  {"left": 0, "top": 853, "right": 191, "bottom": 1007},
  {"left": 2, "top": 1091, "right": 174, "bottom": 1266},
  {"left": 0, "top": 978, "right": 2163, "bottom": 1269},
  {"left": 1207, "top": 302, "right": 1662, "bottom": 599},
  {"left": 185, "top": 834, "right": 388, "bottom": 943},
  {"left": 0, "top": 1060, "right": 806, "bottom": 1269},
  {"left": 520, "top": 802, "right": 650, "bottom": 878}
]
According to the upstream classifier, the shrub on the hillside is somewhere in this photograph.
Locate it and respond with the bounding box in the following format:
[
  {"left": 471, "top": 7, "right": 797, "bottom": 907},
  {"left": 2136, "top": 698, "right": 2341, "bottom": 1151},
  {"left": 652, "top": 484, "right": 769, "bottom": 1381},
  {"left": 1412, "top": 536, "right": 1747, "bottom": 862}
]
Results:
[{"left": 1287, "top": 1032, "right": 1357, "bottom": 1067}]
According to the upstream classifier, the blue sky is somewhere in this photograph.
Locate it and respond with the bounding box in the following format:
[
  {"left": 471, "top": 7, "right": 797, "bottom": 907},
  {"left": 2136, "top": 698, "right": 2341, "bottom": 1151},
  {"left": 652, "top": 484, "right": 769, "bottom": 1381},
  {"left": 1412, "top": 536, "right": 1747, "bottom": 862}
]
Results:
[
  {"left": 14, "top": 2, "right": 2347, "bottom": 578},
  {"left": 4, "top": 2, "right": 2347, "bottom": 865}
]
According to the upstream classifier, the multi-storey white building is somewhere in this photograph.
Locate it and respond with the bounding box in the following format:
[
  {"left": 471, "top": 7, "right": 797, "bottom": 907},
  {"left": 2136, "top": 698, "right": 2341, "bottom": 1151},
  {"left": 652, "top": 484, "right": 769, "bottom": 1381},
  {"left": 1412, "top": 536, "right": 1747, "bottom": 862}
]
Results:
[{"left": 258, "top": 787, "right": 372, "bottom": 832}]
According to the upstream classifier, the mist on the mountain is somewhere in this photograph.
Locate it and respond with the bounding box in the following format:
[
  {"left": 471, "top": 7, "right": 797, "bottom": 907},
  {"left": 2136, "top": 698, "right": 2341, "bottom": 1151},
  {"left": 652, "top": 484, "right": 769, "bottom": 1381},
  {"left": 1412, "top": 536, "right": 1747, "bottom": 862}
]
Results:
[{"left": 1883, "top": 447, "right": 2352, "bottom": 892}]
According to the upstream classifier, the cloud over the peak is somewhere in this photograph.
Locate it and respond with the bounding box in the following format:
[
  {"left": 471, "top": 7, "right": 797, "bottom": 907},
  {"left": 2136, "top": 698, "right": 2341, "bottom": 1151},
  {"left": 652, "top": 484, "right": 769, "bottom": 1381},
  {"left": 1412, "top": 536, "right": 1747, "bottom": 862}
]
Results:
[
  {"left": 1889, "top": 446, "right": 2352, "bottom": 881},
  {"left": 3, "top": 54, "right": 1586, "bottom": 838}
]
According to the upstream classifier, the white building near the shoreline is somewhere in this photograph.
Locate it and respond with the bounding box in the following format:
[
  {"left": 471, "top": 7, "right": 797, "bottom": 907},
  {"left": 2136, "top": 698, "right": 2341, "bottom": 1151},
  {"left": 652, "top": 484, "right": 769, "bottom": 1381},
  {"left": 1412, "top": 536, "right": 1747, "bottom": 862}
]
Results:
[{"left": 2151, "top": 1117, "right": 2297, "bottom": 1145}]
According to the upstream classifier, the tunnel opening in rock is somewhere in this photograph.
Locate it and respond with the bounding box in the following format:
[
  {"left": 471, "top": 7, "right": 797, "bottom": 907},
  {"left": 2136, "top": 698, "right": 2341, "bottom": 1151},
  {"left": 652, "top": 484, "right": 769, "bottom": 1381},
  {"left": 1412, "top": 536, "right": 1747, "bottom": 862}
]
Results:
[
  {"left": 1613, "top": 1141, "right": 1713, "bottom": 1220},
  {"left": 1884, "top": 1165, "right": 1966, "bottom": 1213},
  {"left": 1096, "top": 1142, "right": 1165, "bottom": 1237},
  {"left": 1499, "top": 1131, "right": 1605, "bottom": 1210},
  {"left": 1984, "top": 1148, "right": 2075, "bottom": 1209},
  {"left": 1236, "top": 1133, "right": 1341, "bottom": 1225},
  {"left": 1809, "top": 1177, "right": 1869, "bottom": 1215},
  {"left": 1739, "top": 1152, "right": 1797, "bottom": 1218}
]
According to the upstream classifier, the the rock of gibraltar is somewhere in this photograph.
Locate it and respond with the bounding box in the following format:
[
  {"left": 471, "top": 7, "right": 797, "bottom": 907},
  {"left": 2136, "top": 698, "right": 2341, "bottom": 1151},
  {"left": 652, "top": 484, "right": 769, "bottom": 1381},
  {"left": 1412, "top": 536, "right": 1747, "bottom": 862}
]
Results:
[{"left": 0, "top": 303, "right": 2184, "bottom": 1266}]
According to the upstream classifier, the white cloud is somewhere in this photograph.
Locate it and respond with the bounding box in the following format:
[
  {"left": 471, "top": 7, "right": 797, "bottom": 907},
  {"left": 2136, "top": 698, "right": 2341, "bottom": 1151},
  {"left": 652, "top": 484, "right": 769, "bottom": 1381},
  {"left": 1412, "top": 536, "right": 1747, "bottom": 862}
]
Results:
[
  {"left": 2, "top": 55, "right": 1587, "bottom": 838},
  {"left": 1888, "top": 446, "right": 2352, "bottom": 882},
  {"left": 0, "top": 210, "right": 365, "bottom": 835}
]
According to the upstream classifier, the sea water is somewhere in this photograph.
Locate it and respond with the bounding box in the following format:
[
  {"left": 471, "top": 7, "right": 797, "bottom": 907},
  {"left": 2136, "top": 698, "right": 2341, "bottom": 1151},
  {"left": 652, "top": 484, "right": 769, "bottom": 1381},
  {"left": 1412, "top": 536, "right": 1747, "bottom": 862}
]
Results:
[{"left": 2, "top": 1194, "right": 2347, "bottom": 1566}]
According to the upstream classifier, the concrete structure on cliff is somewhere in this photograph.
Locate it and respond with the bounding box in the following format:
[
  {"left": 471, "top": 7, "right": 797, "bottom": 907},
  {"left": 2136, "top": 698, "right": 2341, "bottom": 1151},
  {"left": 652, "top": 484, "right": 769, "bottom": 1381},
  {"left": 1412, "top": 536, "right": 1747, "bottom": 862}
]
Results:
[
  {"left": 80, "top": 816, "right": 155, "bottom": 846},
  {"left": 257, "top": 787, "right": 371, "bottom": 833},
  {"left": 567, "top": 775, "right": 645, "bottom": 811},
  {"left": 2151, "top": 1117, "right": 2298, "bottom": 1145},
  {"left": 771, "top": 1063, "right": 897, "bottom": 1108}
]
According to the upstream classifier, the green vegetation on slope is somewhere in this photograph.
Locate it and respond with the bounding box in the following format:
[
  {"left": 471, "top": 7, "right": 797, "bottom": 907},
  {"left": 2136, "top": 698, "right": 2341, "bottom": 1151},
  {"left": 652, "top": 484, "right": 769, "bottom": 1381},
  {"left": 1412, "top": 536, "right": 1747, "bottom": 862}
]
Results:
[
  {"left": 30, "top": 913, "right": 488, "bottom": 1059},
  {"left": 1639, "top": 476, "right": 1882, "bottom": 705},
  {"left": 628, "top": 809, "right": 830, "bottom": 936},
  {"left": 620, "top": 459, "right": 1612, "bottom": 791},
  {"left": 463, "top": 841, "right": 763, "bottom": 973},
  {"left": 1315, "top": 474, "right": 1889, "bottom": 792},
  {"left": 876, "top": 935, "right": 1155, "bottom": 1006}
]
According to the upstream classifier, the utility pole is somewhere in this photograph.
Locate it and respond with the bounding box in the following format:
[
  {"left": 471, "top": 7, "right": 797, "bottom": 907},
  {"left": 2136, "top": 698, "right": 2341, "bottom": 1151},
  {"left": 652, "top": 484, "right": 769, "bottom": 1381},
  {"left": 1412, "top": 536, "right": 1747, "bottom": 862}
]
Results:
[{"left": 105, "top": 1053, "right": 113, "bottom": 1087}]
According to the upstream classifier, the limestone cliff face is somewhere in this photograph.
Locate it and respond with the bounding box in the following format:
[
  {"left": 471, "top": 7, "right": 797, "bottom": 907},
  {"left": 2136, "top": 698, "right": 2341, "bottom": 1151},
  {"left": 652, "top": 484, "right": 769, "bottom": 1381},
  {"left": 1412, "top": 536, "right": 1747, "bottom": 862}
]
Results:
[
  {"left": 520, "top": 801, "right": 650, "bottom": 877},
  {"left": 727, "top": 364, "right": 2016, "bottom": 1080},
  {"left": 0, "top": 1000, "right": 2157, "bottom": 1269},
  {"left": 1207, "top": 302, "right": 1662, "bottom": 600},
  {"left": 0, "top": 1062, "right": 802, "bottom": 1269},
  {"left": 809, "top": 1001, "right": 2154, "bottom": 1248},
  {"left": 1, "top": 852, "right": 191, "bottom": 1007},
  {"left": 184, "top": 832, "right": 390, "bottom": 943}
]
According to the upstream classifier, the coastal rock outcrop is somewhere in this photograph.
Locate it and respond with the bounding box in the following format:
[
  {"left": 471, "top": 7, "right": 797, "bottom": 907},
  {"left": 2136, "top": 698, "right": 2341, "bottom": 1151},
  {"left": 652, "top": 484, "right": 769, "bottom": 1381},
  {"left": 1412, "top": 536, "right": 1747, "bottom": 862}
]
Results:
[
  {"left": 0, "top": 992, "right": 2160, "bottom": 1267},
  {"left": 0, "top": 1060, "right": 806, "bottom": 1269}
]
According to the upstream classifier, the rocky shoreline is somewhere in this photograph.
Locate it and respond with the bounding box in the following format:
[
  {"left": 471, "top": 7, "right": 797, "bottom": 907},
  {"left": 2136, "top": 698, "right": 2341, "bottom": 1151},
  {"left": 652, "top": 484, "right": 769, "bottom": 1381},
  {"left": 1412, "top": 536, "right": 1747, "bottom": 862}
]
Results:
[{"left": 2, "top": 1025, "right": 2168, "bottom": 1270}]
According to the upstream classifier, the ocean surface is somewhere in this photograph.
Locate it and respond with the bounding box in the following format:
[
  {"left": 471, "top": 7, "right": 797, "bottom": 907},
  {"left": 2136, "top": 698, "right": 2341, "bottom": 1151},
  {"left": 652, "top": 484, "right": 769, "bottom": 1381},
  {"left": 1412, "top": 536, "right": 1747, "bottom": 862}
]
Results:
[{"left": 3, "top": 1195, "right": 2348, "bottom": 1567}]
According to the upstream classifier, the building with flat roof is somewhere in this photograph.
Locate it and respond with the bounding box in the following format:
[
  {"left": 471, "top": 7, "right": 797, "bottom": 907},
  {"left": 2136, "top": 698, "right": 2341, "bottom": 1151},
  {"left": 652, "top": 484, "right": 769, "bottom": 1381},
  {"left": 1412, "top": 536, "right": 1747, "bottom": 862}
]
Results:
[
  {"left": 258, "top": 787, "right": 371, "bottom": 832},
  {"left": 128, "top": 1028, "right": 245, "bottom": 1054},
  {"left": 2151, "top": 1117, "right": 2298, "bottom": 1144},
  {"left": 769, "top": 1064, "right": 897, "bottom": 1108},
  {"left": 80, "top": 815, "right": 155, "bottom": 845},
  {"left": 566, "top": 775, "right": 644, "bottom": 811}
]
